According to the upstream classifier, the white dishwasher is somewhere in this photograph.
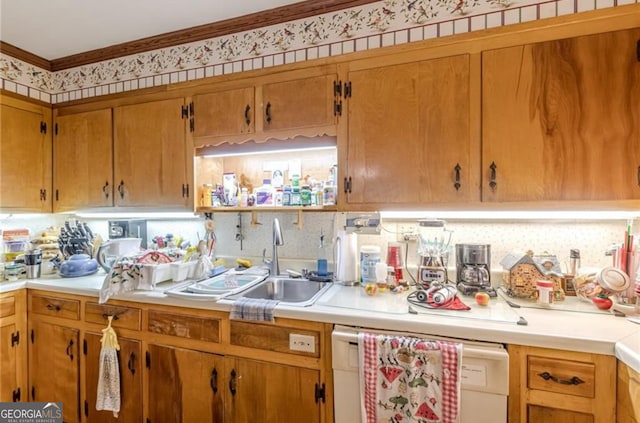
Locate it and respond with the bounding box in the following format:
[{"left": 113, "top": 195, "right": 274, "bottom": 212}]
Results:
[{"left": 332, "top": 325, "right": 509, "bottom": 423}]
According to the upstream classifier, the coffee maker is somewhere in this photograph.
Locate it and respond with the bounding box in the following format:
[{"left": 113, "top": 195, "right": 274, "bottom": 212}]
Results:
[{"left": 455, "top": 244, "right": 496, "bottom": 297}]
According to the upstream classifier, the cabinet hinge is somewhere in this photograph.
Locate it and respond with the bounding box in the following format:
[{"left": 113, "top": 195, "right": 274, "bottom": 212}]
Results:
[
  {"left": 314, "top": 383, "right": 326, "bottom": 403},
  {"left": 333, "top": 80, "right": 342, "bottom": 97},
  {"left": 334, "top": 100, "right": 342, "bottom": 116},
  {"left": 40, "top": 121, "right": 47, "bottom": 134},
  {"left": 84, "top": 400, "right": 89, "bottom": 417},
  {"left": 12, "top": 388, "right": 20, "bottom": 402},
  {"left": 55, "top": 189, "right": 59, "bottom": 202},
  {"left": 182, "top": 184, "right": 190, "bottom": 198},
  {"left": 189, "top": 117, "right": 194, "bottom": 132},
  {"left": 181, "top": 105, "right": 189, "bottom": 119},
  {"left": 146, "top": 351, "right": 151, "bottom": 368},
  {"left": 11, "top": 331, "right": 19, "bottom": 347},
  {"left": 189, "top": 101, "right": 194, "bottom": 117},
  {"left": 343, "top": 81, "right": 352, "bottom": 98},
  {"left": 31, "top": 386, "right": 35, "bottom": 401},
  {"left": 54, "top": 123, "right": 58, "bottom": 136},
  {"left": 637, "top": 39, "right": 640, "bottom": 62},
  {"left": 83, "top": 339, "right": 87, "bottom": 355},
  {"left": 30, "top": 329, "right": 34, "bottom": 344}
]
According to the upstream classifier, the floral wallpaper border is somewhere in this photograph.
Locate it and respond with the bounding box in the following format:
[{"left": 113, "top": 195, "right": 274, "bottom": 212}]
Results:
[{"left": 0, "top": 0, "right": 636, "bottom": 104}]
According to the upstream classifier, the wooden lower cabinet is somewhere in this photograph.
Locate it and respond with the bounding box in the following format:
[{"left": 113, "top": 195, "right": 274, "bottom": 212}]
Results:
[
  {"left": 146, "top": 344, "right": 322, "bottom": 423},
  {"left": 147, "top": 344, "right": 224, "bottom": 423},
  {"left": 29, "top": 320, "right": 80, "bottom": 423},
  {"left": 618, "top": 361, "right": 640, "bottom": 423},
  {"left": 225, "top": 356, "right": 321, "bottom": 423},
  {"left": 508, "top": 344, "right": 616, "bottom": 423},
  {"left": 0, "top": 290, "right": 26, "bottom": 403},
  {"left": 84, "top": 332, "right": 142, "bottom": 423}
]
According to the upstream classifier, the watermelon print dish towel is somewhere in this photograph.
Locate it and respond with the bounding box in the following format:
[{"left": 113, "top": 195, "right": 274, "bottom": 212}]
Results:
[{"left": 358, "top": 332, "right": 462, "bottom": 423}]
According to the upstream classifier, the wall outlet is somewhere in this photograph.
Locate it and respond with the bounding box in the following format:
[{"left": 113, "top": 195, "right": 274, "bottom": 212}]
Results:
[
  {"left": 397, "top": 223, "right": 419, "bottom": 242},
  {"left": 289, "top": 333, "right": 316, "bottom": 353}
]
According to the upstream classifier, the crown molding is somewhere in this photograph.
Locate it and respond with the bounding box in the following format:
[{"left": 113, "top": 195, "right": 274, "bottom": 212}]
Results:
[
  {"left": 0, "top": 41, "right": 52, "bottom": 71},
  {"left": 47, "top": 0, "right": 378, "bottom": 71}
]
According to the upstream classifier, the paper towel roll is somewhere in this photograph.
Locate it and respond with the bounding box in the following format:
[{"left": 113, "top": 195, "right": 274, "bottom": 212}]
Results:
[{"left": 335, "top": 230, "right": 357, "bottom": 284}]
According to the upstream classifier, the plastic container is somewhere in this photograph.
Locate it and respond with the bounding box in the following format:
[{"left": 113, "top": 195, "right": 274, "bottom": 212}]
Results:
[
  {"left": 360, "top": 245, "right": 381, "bottom": 284},
  {"left": 240, "top": 188, "right": 248, "bottom": 207},
  {"left": 536, "top": 279, "right": 554, "bottom": 305},
  {"left": 255, "top": 179, "right": 274, "bottom": 206}
]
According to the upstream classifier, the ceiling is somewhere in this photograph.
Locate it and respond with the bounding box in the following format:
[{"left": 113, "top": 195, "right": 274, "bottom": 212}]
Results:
[{"left": 0, "top": 0, "right": 307, "bottom": 60}]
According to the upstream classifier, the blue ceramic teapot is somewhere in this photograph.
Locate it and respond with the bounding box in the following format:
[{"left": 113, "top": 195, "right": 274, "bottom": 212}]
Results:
[{"left": 59, "top": 254, "right": 98, "bottom": 278}]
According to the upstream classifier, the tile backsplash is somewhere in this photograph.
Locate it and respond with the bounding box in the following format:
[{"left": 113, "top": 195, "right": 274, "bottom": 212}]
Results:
[{"left": 1, "top": 212, "right": 634, "bottom": 276}]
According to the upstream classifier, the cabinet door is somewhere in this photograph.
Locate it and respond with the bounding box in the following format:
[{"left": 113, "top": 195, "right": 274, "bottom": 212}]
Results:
[
  {"left": 225, "top": 356, "right": 321, "bottom": 423},
  {"left": 262, "top": 74, "right": 336, "bottom": 132},
  {"left": 482, "top": 28, "right": 640, "bottom": 202},
  {"left": 54, "top": 109, "right": 113, "bottom": 211},
  {"left": 193, "top": 87, "right": 255, "bottom": 139},
  {"left": 84, "top": 332, "right": 142, "bottom": 423},
  {"left": 0, "top": 99, "right": 51, "bottom": 211},
  {"left": 345, "top": 55, "right": 475, "bottom": 206},
  {"left": 29, "top": 321, "right": 80, "bottom": 423},
  {"left": 113, "top": 98, "right": 190, "bottom": 207},
  {"left": 0, "top": 323, "right": 18, "bottom": 402},
  {"left": 147, "top": 344, "right": 224, "bottom": 423}
]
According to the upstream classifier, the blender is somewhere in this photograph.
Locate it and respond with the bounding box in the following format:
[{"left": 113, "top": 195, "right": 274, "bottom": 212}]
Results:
[{"left": 416, "top": 219, "right": 452, "bottom": 289}]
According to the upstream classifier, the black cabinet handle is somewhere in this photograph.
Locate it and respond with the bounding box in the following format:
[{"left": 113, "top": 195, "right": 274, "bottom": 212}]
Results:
[
  {"left": 538, "top": 371, "right": 584, "bottom": 386},
  {"left": 210, "top": 368, "right": 218, "bottom": 394},
  {"left": 244, "top": 105, "right": 251, "bottom": 126},
  {"left": 489, "top": 162, "right": 498, "bottom": 191},
  {"left": 127, "top": 352, "right": 136, "bottom": 375},
  {"left": 101, "top": 313, "right": 119, "bottom": 321},
  {"left": 46, "top": 303, "right": 61, "bottom": 312},
  {"left": 117, "top": 180, "right": 125, "bottom": 199},
  {"left": 66, "top": 339, "right": 74, "bottom": 361},
  {"left": 265, "top": 102, "right": 272, "bottom": 124},
  {"left": 637, "top": 165, "right": 640, "bottom": 187},
  {"left": 454, "top": 163, "right": 462, "bottom": 191},
  {"left": 103, "top": 181, "right": 110, "bottom": 199},
  {"left": 344, "top": 176, "right": 352, "bottom": 194},
  {"left": 229, "top": 369, "right": 237, "bottom": 396}
]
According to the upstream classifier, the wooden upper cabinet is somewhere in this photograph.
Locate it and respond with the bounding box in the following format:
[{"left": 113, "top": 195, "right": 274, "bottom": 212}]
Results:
[
  {"left": 53, "top": 109, "right": 113, "bottom": 211},
  {"left": 0, "top": 96, "right": 52, "bottom": 212},
  {"left": 344, "top": 54, "right": 476, "bottom": 208},
  {"left": 113, "top": 98, "right": 191, "bottom": 208},
  {"left": 482, "top": 28, "right": 640, "bottom": 203},
  {"left": 193, "top": 87, "right": 255, "bottom": 138},
  {"left": 261, "top": 74, "right": 337, "bottom": 132}
]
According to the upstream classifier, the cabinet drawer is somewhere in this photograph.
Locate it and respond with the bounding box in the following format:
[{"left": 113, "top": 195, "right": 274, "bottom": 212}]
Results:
[
  {"left": 528, "top": 355, "right": 595, "bottom": 398},
  {"left": 0, "top": 296, "right": 16, "bottom": 318},
  {"left": 85, "top": 302, "right": 141, "bottom": 331},
  {"left": 30, "top": 294, "right": 79, "bottom": 320},
  {"left": 230, "top": 320, "right": 320, "bottom": 357},
  {"left": 147, "top": 310, "right": 219, "bottom": 343}
]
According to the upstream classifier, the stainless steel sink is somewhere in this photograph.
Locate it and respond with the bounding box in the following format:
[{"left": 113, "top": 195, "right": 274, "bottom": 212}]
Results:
[{"left": 231, "top": 277, "right": 332, "bottom": 307}]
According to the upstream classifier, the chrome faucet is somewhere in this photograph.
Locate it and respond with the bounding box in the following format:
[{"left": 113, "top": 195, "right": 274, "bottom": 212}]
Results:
[{"left": 270, "top": 218, "right": 284, "bottom": 276}]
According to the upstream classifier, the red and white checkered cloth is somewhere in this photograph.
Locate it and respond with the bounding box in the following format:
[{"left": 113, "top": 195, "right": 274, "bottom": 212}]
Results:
[{"left": 358, "top": 332, "right": 462, "bottom": 423}]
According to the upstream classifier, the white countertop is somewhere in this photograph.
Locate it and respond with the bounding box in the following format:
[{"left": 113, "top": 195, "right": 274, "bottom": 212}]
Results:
[{"left": 3, "top": 273, "right": 639, "bottom": 372}]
